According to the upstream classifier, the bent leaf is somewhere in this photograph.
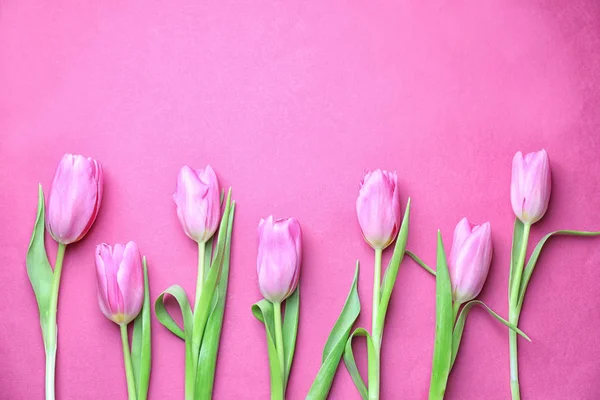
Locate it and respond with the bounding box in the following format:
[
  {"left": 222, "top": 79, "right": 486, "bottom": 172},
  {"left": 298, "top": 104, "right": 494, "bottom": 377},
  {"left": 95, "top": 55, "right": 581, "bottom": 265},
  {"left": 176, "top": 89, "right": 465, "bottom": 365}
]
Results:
[
  {"left": 306, "top": 262, "right": 360, "bottom": 400},
  {"left": 132, "top": 257, "right": 152, "bottom": 400},
  {"left": 517, "top": 229, "right": 600, "bottom": 311},
  {"left": 252, "top": 299, "right": 284, "bottom": 400},
  {"left": 343, "top": 327, "right": 374, "bottom": 400},
  {"left": 155, "top": 285, "right": 193, "bottom": 341},
  {"left": 450, "top": 300, "right": 530, "bottom": 370},
  {"left": 405, "top": 250, "right": 436, "bottom": 276},
  {"left": 429, "top": 231, "right": 452, "bottom": 400},
  {"left": 282, "top": 284, "right": 299, "bottom": 388}
]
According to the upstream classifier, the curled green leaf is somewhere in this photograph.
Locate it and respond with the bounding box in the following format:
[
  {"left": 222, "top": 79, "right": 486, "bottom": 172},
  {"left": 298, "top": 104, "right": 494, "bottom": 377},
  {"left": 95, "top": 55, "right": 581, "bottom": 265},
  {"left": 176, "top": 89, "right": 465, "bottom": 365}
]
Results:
[
  {"left": 252, "top": 299, "right": 284, "bottom": 400},
  {"left": 343, "top": 327, "right": 374, "bottom": 400}
]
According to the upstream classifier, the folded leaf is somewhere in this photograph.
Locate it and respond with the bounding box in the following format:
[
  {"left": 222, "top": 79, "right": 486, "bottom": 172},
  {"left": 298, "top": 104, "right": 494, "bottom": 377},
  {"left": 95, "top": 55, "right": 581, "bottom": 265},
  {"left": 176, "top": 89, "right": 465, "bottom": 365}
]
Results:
[
  {"left": 450, "top": 300, "right": 530, "bottom": 370},
  {"left": 252, "top": 299, "right": 284, "bottom": 400},
  {"left": 306, "top": 263, "right": 360, "bottom": 400},
  {"left": 429, "top": 231, "right": 453, "bottom": 400},
  {"left": 131, "top": 257, "right": 151, "bottom": 400},
  {"left": 517, "top": 229, "right": 600, "bottom": 311},
  {"left": 343, "top": 327, "right": 374, "bottom": 400},
  {"left": 282, "top": 284, "right": 299, "bottom": 389},
  {"left": 405, "top": 250, "right": 436, "bottom": 276}
]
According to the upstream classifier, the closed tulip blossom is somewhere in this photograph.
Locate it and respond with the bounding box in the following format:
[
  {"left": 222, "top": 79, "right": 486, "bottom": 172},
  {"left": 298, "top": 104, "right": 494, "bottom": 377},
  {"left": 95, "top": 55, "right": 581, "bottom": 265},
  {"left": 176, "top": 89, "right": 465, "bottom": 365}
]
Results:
[
  {"left": 448, "top": 217, "right": 493, "bottom": 304},
  {"left": 257, "top": 216, "right": 302, "bottom": 304},
  {"left": 510, "top": 149, "right": 551, "bottom": 225},
  {"left": 95, "top": 242, "right": 144, "bottom": 325},
  {"left": 173, "top": 165, "right": 221, "bottom": 243},
  {"left": 46, "top": 153, "right": 103, "bottom": 245},
  {"left": 356, "top": 169, "right": 400, "bottom": 250}
]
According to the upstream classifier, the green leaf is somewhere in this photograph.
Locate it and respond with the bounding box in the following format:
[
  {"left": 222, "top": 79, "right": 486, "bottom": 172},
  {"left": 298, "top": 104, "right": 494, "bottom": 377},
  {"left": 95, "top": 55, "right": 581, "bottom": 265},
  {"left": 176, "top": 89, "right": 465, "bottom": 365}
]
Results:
[
  {"left": 517, "top": 229, "right": 600, "bottom": 311},
  {"left": 450, "top": 300, "right": 530, "bottom": 370},
  {"left": 377, "top": 198, "right": 411, "bottom": 329},
  {"left": 196, "top": 201, "right": 236, "bottom": 399},
  {"left": 508, "top": 219, "right": 525, "bottom": 301},
  {"left": 429, "top": 231, "right": 453, "bottom": 400},
  {"left": 252, "top": 299, "right": 284, "bottom": 400},
  {"left": 342, "top": 327, "right": 374, "bottom": 400},
  {"left": 306, "top": 263, "right": 360, "bottom": 400},
  {"left": 154, "top": 285, "right": 193, "bottom": 340},
  {"left": 26, "top": 184, "right": 53, "bottom": 341},
  {"left": 282, "top": 284, "right": 299, "bottom": 389},
  {"left": 132, "top": 257, "right": 152, "bottom": 400},
  {"left": 405, "top": 250, "right": 436, "bottom": 276}
]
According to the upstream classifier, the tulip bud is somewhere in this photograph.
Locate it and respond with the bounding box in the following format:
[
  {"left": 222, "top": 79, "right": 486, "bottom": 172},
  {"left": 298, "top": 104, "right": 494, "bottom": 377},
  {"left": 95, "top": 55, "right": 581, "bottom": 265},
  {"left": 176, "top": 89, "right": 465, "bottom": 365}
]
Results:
[
  {"left": 510, "top": 149, "right": 551, "bottom": 225},
  {"left": 95, "top": 241, "right": 144, "bottom": 325},
  {"left": 46, "top": 154, "right": 103, "bottom": 245},
  {"left": 356, "top": 169, "right": 401, "bottom": 250},
  {"left": 448, "top": 218, "right": 493, "bottom": 304},
  {"left": 173, "top": 165, "right": 221, "bottom": 243},
  {"left": 257, "top": 216, "right": 302, "bottom": 303}
]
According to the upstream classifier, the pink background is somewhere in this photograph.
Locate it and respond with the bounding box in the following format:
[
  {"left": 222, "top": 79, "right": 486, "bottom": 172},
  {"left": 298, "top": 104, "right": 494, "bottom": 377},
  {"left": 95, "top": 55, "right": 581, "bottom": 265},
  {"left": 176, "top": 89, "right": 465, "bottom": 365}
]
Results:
[{"left": 2, "top": 1, "right": 600, "bottom": 399}]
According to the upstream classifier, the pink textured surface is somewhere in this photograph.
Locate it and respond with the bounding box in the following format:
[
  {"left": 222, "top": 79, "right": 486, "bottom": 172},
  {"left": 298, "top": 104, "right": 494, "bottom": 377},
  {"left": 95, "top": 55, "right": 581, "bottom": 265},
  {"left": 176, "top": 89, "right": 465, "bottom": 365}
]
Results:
[{"left": 1, "top": 1, "right": 600, "bottom": 399}]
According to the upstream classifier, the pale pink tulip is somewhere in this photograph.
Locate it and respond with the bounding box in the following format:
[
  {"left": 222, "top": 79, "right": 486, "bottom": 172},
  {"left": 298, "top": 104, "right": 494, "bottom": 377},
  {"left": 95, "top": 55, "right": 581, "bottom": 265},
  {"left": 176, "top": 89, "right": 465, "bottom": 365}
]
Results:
[
  {"left": 356, "top": 169, "right": 400, "bottom": 250},
  {"left": 173, "top": 165, "right": 220, "bottom": 243},
  {"left": 257, "top": 216, "right": 302, "bottom": 303},
  {"left": 510, "top": 149, "right": 551, "bottom": 224},
  {"left": 95, "top": 241, "right": 144, "bottom": 325},
  {"left": 46, "top": 154, "right": 103, "bottom": 244},
  {"left": 448, "top": 218, "right": 493, "bottom": 304}
]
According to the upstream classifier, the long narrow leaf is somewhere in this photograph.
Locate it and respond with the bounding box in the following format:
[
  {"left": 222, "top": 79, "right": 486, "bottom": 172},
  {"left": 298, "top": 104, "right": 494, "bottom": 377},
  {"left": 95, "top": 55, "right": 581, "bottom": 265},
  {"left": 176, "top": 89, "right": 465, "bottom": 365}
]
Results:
[
  {"left": 517, "top": 229, "right": 600, "bottom": 310},
  {"left": 429, "top": 231, "right": 453, "bottom": 400},
  {"left": 405, "top": 250, "right": 436, "bottom": 276},
  {"left": 132, "top": 257, "right": 152, "bottom": 400},
  {"left": 508, "top": 219, "right": 525, "bottom": 300},
  {"left": 154, "top": 285, "right": 193, "bottom": 340},
  {"left": 377, "top": 198, "right": 411, "bottom": 328},
  {"left": 196, "top": 201, "right": 236, "bottom": 398},
  {"left": 26, "top": 185, "right": 53, "bottom": 340},
  {"left": 306, "top": 263, "right": 361, "bottom": 400},
  {"left": 450, "top": 300, "right": 530, "bottom": 369},
  {"left": 252, "top": 299, "right": 284, "bottom": 399},
  {"left": 343, "top": 328, "right": 374, "bottom": 400},
  {"left": 282, "top": 284, "right": 299, "bottom": 388}
]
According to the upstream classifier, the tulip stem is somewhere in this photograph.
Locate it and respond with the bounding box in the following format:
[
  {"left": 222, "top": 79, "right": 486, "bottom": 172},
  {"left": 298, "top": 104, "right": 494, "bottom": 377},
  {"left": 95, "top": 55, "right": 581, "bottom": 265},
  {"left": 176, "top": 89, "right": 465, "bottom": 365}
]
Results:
[
  {"left": 45, "top": 243, "right": 66, "bottom": 400},
  {"left": 194, "top": 241, "right": 207, "bottom": 313},
  {"left": 120, "top": 324, "right": 137, "bottom": 400},
  {"left": 509, "top": 222, "right": 530, "bottom": 400},
  {"left": 273, "top": 301, "right": 285, "bottom": 391},
  {"left": 370, "top": 248, "right": 383, "bottom": 400}
]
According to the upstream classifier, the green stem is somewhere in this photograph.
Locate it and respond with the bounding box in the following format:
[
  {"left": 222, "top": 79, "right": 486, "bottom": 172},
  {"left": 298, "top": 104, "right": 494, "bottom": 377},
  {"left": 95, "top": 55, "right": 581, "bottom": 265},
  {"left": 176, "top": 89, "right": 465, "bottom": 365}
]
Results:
[
  {"left": 370, "top": 248, "right": 383, "bottom": 400},
  {"left": 45, "top": 243, "right": 66, "bottom": 400},
  {"left": 187, "top": 240, "right": 207, "bottom": 400},
  {"left": 120, "top": 324, "right": 137, "bottom": 400},
  {"left": 509, "top": 222, "right": 530, "bottom": 400},
  {"left": 273, "top": 301, "right": 285, "bottom": 392},
  {"left": 194, "top": 241, "right": 207, "bottom": 313}
]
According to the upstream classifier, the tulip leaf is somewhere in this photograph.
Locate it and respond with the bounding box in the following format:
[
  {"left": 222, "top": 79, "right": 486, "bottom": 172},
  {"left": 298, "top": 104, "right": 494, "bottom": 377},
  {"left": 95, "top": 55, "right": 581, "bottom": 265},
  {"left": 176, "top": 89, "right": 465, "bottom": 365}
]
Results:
[
  {"left": 155, "top": 285, "right": 193, "bottom": 340},
  {"left": 196, "top": 201, "right": 236, "bottom": 398},
  {"left": 26, "top": 184, "right": 54, "bottom": 341},
  {"left": 429, "top": 231, "right": 453, "bottom": 400},
  {"left": 252, "top": 299, "right": 284, "bottom": 400},
  {"left": 377, "top": 198, "right": 411, "bottom": 329},
  {"left": 132, "top": 256, "right": 152, "bottom": 400},
  {"left": 517, "top": 229, "right": 600, "bottom": 311},
  {"left": 306, "top": 262, "right": 361, "bottom": 400},
  {"left": 282, "top": 284, "right": 299, "bottom": 389},
  {"left": 450, "top": 300, "right": 530, "bottom": 370},
  {"left": 508, "top": 218, "right": 525, "bottom": 301},
  {"left": 343, "top": 327, "right": 374, "bottom": 400},
  {"left": 405, "top": 250, "right": 436, "bottom": 276}
]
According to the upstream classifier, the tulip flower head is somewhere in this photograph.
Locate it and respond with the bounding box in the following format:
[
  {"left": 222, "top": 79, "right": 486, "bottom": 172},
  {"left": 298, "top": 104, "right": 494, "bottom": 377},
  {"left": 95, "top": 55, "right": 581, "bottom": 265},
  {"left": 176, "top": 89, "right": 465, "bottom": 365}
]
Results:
[
  {"left": 356, "top": 169, "right": 401, "bottom": 250},
  {"left": 46, "top": 154, "right": 103, "bottom": 244},
  {"left": 448, "top": 217, "right": 493, "bottom": 304},
  {"left": 257, "top": 216, "right": 302, "bottom": 303},
  {"left": 173, "top": 165, "right": 221, "bottom": 243},
  {"left": 95, "top": 241, "right": 144, "bottom": 325},
  {"left": 510, "top": 149, "right": 551, "bottom": 225}
]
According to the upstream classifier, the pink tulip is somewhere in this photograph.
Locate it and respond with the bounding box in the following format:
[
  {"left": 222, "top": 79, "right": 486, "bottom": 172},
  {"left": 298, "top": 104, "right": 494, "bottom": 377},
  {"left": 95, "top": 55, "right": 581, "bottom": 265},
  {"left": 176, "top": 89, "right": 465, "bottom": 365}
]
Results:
[
  {"left": 510, "top": 149, "right": 551, "bottom": 225},
  {"left": 448, "top": 218, "right": 493, "bottom": 304},
  {"left": 173, "top": 165, "right": 221, "bottom": 243},
  {"left": 46, "top": 154, "right": 103, "bottom": 244},
  {"left": 257, "top": 216, "right": 302, "bottom": 303},
  {"left": 356, "top": 169, "right": 401, "bottom": 250},
  {"left": 95, "top": 241, "right": 144, "bottom": 325}
]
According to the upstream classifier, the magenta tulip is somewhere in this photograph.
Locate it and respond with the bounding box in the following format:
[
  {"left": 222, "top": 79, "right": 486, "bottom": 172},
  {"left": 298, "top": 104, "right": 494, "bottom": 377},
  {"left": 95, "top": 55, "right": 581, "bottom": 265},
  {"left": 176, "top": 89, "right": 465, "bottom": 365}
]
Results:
[
  {"left": 257, "top": 216, "right": 302, "bottom": 303},
  {"left": 173, "top": 165, "right": 221, "bottom": 243},
  {"left": 46, "top": 154, "right": 103, "bottom": 244},
  {"left": 95, "top": 241, "right": 144, "bottom": 325},
  {"left": 510, "top": 149, "right": 551, "bottom": 225},
  {"left": 356, "top": 169, "right": 401, "bottom": 250},
  {"left": 448, "top": 217, "right": 493, "bottom": 304}
]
